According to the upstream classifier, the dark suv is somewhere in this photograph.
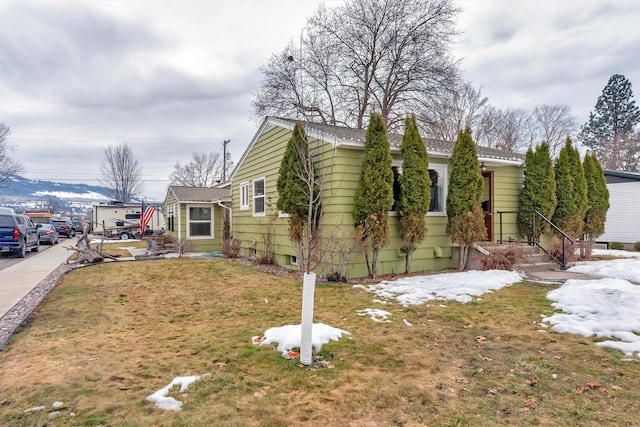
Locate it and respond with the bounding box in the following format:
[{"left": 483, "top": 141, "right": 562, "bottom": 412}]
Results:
[
  {"left": 51, "top": 218, "right": 76, "bottom": 238},
  {"left": 0, "top": 208, "right": 40, "bottom": 257}
]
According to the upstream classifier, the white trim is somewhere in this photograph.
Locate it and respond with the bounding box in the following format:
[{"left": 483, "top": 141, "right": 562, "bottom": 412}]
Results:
[
  {"left": 239, "top": 181, "right": 249, "bottom": 210},
  {"left": 252, "top": 177, "right": 266, "bottom": 217},
  {"left": 186, "top": 204, "right": 214, "bottom": 240},
  {"left": 278, "top": 211, "right": 290, "bottom": 218}
]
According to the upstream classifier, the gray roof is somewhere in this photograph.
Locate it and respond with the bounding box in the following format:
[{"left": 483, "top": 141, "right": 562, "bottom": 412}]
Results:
[
  {"left": 604, "top": 170, "right": 640, "bottom": 183},
  {"left": 273, "top": 117, "right": 525, "bottom": 163},
  {"left": 168, "top": 186, "right": 231, "bottom": 203}
]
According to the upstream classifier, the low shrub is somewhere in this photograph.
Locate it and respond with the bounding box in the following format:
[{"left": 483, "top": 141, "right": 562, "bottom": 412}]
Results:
[
  {"left": 548, "top": 238, "right": 577, "bottom": 265},
  {"left": 610, "top": 241, "right": 624, "bottom": 250},
  {"left": 222, "top": 238, "right": 241, "bottom": 258},
  {"left": 634, "top": 242, "right": 640, "bottom": 252},
  {"left": 480, "top": 244, "right": 524, "bottom": 270}
]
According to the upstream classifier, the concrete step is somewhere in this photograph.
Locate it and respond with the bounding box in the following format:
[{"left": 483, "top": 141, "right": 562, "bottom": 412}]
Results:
[
  {"left": 522, "top": 253, "right": 550, "bottom": 263},
  {"left": 517, "top": 261, "right": 560, "bottom": 273}
]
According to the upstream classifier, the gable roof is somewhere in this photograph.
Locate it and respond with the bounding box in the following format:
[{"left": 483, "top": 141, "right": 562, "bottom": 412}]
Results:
[
  {"left": 166, "top": 186, "right": 231, "bottom": 203},
  {"left": 230, "top": 116, "right": 525, "bottom": 181}
]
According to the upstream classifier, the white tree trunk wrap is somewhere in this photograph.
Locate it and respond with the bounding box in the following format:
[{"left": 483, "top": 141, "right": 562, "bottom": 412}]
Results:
[{"left": 300, "top": 272, "right": 316, "bottom": 365}]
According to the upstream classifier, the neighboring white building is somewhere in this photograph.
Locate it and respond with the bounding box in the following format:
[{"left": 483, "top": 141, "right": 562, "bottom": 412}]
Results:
[
  {"left": 599, "top": 171, "right": 640, "bottom": 245},
  {"left": 92, "top": 202, "right": 165, "bottom": 237}
]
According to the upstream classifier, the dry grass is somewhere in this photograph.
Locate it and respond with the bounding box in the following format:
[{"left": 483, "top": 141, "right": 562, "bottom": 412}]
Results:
[{"left": 1, "top": 259, "right": 640, "bottom": 426}]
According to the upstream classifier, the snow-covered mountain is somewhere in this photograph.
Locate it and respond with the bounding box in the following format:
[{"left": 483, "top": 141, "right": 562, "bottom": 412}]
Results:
[{"left": 0, "top": 176, "right": 112, "bottom": 214}]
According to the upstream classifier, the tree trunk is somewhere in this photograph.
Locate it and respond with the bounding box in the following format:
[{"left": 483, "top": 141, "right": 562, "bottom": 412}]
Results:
[
  {"left": 405, "top": 251, "right": 412, "bottom": 274},
  {"left": 458, "top": 244, "right": 468, "bottom": 271},
  {"left": 371, "top": 248, "right": 379, "bottom": 278}
]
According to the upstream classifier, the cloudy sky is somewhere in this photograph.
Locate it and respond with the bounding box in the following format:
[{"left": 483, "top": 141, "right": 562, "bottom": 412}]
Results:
[{"left": 1, "top": 0, "right": 639, "bottom": 200}]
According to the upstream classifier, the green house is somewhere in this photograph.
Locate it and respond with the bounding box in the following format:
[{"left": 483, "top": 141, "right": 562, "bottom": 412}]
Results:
[
  {"left": 163, "top": 186, "right": 231, "bottom": 252},
  {"left": 230, "top": 117, "right": 525, "bottom": 278}
]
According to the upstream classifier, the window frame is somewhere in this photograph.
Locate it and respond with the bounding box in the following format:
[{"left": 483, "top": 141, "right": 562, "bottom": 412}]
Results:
[
  {"left": 427, "top": 163, "right": 448, "bottom": 216},
  {"left": 186, "top": 204, "right": 214, "bottom": 240},
  {"left": 388, "top": 161, "right": 448, "bottom": 216},
  {"left": 239, "top": 182, "right": 249, "bottom": 210},
  {"left": 252, "top": 177, "right": 266, "bottom": 217}
]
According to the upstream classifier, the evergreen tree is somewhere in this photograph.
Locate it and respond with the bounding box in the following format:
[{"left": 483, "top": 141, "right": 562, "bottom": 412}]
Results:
[
  {"left": 398, "top": 115, "right": 431, "bottom": 273},
  {"left": 276, "top": 122, "right": 320, "bottom": 271},
  {"left": 353, "top": 113, "right": 394, "bottom": 278},
  {"left": 446, "top": 127, "right": 486, "bottom": 270},
  {"left": 578, "top": 74, "right": 640, "bottom": 171},
  {"left": 552, "top": 138, "right": 588, "bottom": 239},
  {"left": 582, "top": 152, "right": 610, "bottom": 258},
  {"left": 518, "top": 143, "right": 556, "bottom": 241}
]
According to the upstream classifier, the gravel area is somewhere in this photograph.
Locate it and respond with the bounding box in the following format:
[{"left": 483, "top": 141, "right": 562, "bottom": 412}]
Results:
[{"left": 0, "top": 264, "right": 74, "bottom": 350}]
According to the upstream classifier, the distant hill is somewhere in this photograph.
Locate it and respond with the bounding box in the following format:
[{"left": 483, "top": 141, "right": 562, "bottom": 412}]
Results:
[
  {"left": 0, "top": 176, "right": 111, "bottom": 200},
  {"left": 0, "top": 176, "right": 112, "bottom": 214}
]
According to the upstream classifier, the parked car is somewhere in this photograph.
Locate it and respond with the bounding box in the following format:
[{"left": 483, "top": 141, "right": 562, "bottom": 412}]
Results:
[
  {"left": 51, "top": 218, "right": 76, "bottom": 238},
  {"left": 0, "top": 207, "right": 40, "bottom": 257},
  {"left": 37, "top": 223, "right": 59, "bottom": 245},
  {"left": 72, "top": 220, "right": 85, "bottom": 234}
]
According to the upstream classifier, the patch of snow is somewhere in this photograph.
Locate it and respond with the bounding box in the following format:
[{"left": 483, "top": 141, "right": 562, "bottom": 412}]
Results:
[
  {"left": 260, "top": 323, "right": 351, "bottom": 357},
  {"left": 568, "top": 256, "right": 640, "bottom": 283},
  {"left": 542, "top": 278, "right": 640, "bottom": 358},
  {"left": 357, "top": 270, "right": 522, "bottom": 306},
  {"left": 356, "top": 308, "right": 392, "bottom": 323},
  {"left": 146, "top": 375, "right": 205, "bottom": 411}
]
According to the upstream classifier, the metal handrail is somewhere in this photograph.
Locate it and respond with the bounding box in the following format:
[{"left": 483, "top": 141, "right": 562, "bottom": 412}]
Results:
[{"left": 497, "top": 210, "right": 575, "bottom": 270}]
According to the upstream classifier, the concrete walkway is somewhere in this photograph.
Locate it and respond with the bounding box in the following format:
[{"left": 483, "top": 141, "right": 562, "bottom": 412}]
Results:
[
  {"left": 0, "top": 239, "right": 75, "bottom": 319},
  {"left": 524, "top": 269, "right": 598, "bottom": 284}
]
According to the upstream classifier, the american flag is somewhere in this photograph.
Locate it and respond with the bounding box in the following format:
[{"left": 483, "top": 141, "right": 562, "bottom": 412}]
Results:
[{"left": 141, "top": 201, "right": 156, "bottom": 234}]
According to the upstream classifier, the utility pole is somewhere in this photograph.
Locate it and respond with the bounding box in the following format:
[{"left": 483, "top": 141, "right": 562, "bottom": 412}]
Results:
[{"left": 222, "top": 139, "right": 230, "bottom": 182}]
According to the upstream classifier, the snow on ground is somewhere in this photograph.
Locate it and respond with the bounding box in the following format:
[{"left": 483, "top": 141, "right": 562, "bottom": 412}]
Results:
[
  {"left": 542, "top": 278, "right": 640, "bottom": 357},
  {"left": 568, "top": 249, "right": 640, "bottom": 283},
  {"left": 354, "top": 269, "right": 523, "bottom": 306},
  {"left": 259, "top": 323, "right": 351, "bottom": 357},
  {"left": 356, "top": 308, "right": 392, "bottom": 323},
  {"left": 146, "top": 375, "right": 208, "bottom": 411}
]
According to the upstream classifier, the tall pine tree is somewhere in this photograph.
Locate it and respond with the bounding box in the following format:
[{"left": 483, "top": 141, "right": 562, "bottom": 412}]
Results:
[
  {"left": 552, "top": 138, "right": 588, "bottom": 239},
  {"left": 353, "top": 113, "right": 394, "bottom": 278},
  {"left": 446, "top": 127, "right": 485, "bottom": 270},
  {"left": 578, "top": 74, "right": 640, "bottom": 171},
  {"left": 398, "top": 115, "right": 431, "bottom": 273},
  {"left": 582, "top": 152, "right": 609, "bottom": 258},
  {"left": 518, "top": 142, "right": 556, "bottom": 242}
]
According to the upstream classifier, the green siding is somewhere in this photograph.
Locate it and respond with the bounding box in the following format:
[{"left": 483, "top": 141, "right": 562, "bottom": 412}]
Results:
[
  {"left": 487, "top": 166, "right": 524, "bottom": 242},
  {"left": 231, "top": 123, "right": 524, "bottom": 278},
  {"left": 163, "top": 190, "right": 224, "bottom": 252}
]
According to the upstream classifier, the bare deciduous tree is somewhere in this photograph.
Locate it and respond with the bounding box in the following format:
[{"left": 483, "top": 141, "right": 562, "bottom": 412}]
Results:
[
  {"left": 420, "top": 81, "right": 491, "bottom": 142},
  {"left": 169, "top": 152, "right": 230, "bottom": 187},
  {"left": 100, "top": 143, "right": 143, "bottom": 203},
  {"left": 527, "top": 104, "right": 577, "bottom": 157},
  {"left": 0, "top": 122, "right": 24, "bottom": 185},
  {"left": 253, "top": 0, "right": 460, "bottom": 131}
]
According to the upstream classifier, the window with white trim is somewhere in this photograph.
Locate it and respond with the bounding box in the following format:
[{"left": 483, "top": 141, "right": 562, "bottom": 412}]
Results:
[
  {"left": 390, "top": 162, "right": 447, "bottom": 215},
  {"left": 187, "top": 205, "right": 214, "bottom": 239},
  {"left": 428, "top": 164, "right": 447, "bottom": 215},
  {"left": 253, "top": 177, "right": 265, "bottom": 216},
  {"left": 239, "top": 182, "right": 249, "bottom": 210}
]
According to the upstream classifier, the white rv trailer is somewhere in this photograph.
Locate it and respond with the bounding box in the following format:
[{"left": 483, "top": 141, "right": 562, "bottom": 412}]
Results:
[{"left": 92, "top": 202, "right": 165, "bottom": 238}]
